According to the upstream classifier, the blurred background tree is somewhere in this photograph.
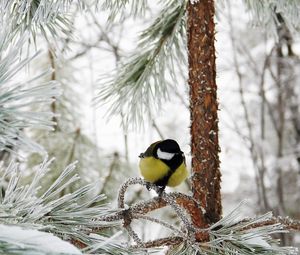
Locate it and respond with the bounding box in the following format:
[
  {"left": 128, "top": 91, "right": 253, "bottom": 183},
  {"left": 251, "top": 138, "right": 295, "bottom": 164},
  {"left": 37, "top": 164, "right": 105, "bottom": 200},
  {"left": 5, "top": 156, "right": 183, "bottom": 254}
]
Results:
[{"left": 218, "top": 1, "right": 300, "bottom": 246}]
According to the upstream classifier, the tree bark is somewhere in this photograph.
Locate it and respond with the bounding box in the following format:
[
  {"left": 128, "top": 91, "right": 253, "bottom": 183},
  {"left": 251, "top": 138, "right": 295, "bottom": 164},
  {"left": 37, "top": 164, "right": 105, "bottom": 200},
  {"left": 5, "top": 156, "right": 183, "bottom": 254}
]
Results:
[{"left": 187, "top": 0, "right": 222, "bottom": 226}]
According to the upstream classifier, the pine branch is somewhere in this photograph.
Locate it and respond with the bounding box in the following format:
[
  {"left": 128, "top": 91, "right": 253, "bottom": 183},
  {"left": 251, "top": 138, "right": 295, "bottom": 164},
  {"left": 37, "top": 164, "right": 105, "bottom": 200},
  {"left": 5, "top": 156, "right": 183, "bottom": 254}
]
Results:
[
  {"left": 241, "top": 216, "right": 300, "bottom": 232},
  {"left": 0, "top": 224, "right": 82, "bottom": 255},
  {"left": 97, "top": 0, "right": 187, "bottom": 127},
  {"left": 101, "top": 0, "right": 148, "bottom": 21},
  {"left": 1, "top": 0, "right": 101, "bottom": 42},
  {"left": 243, "top": 0, "right": 300, "bottom": 35},
  {"left": 0, "top": 159, "right": 138, "bottom": 254},
  {"left": 0, "top": 34, "right": 60, "bottom": 154},
  {"left": 2, "top": 0, "right": 69, "bottom": 40},
  {"left": 97, "top": 178, "right": 299, "bottom": 254}
]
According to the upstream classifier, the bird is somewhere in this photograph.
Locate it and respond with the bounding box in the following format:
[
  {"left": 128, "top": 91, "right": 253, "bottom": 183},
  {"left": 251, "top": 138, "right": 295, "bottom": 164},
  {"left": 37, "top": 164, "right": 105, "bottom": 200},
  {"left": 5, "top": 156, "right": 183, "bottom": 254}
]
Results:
[{"left": 139, "top": 139, "right": 188, "bottom": 195}]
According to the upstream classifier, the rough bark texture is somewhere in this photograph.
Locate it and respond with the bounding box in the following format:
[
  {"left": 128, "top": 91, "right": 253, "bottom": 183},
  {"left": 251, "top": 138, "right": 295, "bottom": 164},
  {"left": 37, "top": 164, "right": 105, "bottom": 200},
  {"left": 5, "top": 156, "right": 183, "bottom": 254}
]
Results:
[{"left": 187, "top": 0, "right": 222, "bottom": 226}]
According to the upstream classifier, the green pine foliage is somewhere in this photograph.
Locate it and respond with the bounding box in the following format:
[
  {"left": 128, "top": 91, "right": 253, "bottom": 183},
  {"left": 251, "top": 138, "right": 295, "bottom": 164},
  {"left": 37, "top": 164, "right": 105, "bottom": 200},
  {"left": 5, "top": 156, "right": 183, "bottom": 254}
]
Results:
[{"left": 97, "top": 0, "right": 187, "bottom": 127}]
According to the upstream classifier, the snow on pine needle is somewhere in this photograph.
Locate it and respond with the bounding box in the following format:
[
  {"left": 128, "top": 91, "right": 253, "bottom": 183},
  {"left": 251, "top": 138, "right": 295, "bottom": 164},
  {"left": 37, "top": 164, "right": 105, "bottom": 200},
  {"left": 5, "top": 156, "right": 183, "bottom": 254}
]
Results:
[
  {"left": 0, "top": 158, "right": 131, "bottom": 254},
  {"left": 0, "top": 224, "right": 82, "bottom": 255},
  {"left": 243, "top": 0, "right": 300, "bottom": 35},
  {"left": 97, "top": 0, "right": 187, "bottom": 128},
  {"left": 1, "top": 0, "right": 76, "bottom": 40},
  {"left": 0, "top": 32, "right": 61, "bottom": 154},
  {"left": 101, "top": 0, "right": 148, "bottom": 21},
  {"left": 168, "top": 201, "right": 298, "bottom": 255}
]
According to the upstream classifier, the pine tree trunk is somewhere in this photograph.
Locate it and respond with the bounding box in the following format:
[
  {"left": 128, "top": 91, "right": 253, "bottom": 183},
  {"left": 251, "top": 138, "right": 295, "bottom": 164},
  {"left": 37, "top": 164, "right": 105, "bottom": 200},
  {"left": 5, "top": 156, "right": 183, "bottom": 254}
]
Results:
[{"left": 187, "top": 0, "right": 222, "bottom": 226}]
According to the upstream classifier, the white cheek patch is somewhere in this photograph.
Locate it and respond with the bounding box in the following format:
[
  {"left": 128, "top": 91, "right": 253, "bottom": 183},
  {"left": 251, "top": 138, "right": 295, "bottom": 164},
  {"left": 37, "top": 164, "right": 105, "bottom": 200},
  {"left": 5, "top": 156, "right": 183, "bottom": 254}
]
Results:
[{"left": 157, "top": 148, "right": 175, "bottom": 160}]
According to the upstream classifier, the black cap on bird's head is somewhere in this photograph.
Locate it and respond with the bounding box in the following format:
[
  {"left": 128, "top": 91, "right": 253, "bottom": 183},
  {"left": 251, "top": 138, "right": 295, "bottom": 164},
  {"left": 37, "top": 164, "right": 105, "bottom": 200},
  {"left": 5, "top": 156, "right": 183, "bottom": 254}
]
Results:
[
  {"left": 139, "top": 139, "right": 184, "bottom": 160},
  {"left": 156, "top": 139, "right": 180, "bottom": 153}
]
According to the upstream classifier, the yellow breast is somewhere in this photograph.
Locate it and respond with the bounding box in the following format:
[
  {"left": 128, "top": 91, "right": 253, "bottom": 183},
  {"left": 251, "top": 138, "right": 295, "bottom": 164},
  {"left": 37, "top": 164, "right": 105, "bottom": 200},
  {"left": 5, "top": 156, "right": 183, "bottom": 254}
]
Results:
[
  {"left": 139, "top": 157, "right": 169, "bottom": 183},
  {"left": 167, "top": 162, "right": 188, "bottom": 187},
  {"left": 139, "top": 157, "right": 188, "bottom": 187}
]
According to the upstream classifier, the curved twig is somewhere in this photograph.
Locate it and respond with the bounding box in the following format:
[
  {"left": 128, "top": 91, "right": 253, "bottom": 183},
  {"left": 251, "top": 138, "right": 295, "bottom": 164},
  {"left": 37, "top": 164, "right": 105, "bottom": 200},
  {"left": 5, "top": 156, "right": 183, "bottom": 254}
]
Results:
[
  {"left": 116, "top": 178, "right": 204, "bottom": 245},
  {"left": 129, "top": 236, "right": 184, "bottom": 249},
  {"left": 132, "top": 213, "right": 183, "bottom": 235}
]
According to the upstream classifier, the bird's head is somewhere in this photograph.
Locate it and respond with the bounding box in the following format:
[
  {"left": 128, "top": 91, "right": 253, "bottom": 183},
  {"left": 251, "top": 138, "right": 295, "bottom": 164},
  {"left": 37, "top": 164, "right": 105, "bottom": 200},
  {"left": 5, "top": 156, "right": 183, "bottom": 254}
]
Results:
[
  {"left": 139, "top": 139, "right": 184, "bottom": 160},
  {"left": 153, "top": 139, "right": 183, "bottom": 160}
]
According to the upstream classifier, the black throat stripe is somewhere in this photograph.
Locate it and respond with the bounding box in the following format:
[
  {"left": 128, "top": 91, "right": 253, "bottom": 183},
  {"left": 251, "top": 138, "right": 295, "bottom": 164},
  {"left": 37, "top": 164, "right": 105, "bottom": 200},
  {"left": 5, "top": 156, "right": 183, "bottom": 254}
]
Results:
[{"left": 154, "top": 154, "right": 183, "bottom": 187}]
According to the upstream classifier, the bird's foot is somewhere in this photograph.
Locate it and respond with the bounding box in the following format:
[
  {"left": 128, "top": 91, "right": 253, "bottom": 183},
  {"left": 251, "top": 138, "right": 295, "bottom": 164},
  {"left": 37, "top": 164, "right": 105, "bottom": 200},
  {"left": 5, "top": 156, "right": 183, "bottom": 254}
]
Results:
[
  {"left": 145, "top": 182, "right": 151, "bottom": 191},
  {"left": 156, "top": 186, "right": 165, "bottom": 197},
  {"left": 145, "top": 182, "right": 165, "bottom": 197}
]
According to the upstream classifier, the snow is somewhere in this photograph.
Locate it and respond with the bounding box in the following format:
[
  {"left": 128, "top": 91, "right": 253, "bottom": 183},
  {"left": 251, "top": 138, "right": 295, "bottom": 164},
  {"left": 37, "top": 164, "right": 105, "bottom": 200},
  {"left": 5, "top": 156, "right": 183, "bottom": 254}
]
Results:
[{"left": 0, "top": 224, "right": 82, "bottom": 254}]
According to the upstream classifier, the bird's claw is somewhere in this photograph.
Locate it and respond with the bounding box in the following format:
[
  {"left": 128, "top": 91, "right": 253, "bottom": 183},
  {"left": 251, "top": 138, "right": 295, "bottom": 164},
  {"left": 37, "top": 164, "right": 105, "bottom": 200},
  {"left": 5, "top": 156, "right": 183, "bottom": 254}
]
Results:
[
  {"left": 145, "top": 182, "right": 165, "bottom": 197},
  {"left": 145, "top": 182, "right": 151, "bottom": 191},
  {"left": 156, "top": 186, "right": 165, "bottom": 197}
]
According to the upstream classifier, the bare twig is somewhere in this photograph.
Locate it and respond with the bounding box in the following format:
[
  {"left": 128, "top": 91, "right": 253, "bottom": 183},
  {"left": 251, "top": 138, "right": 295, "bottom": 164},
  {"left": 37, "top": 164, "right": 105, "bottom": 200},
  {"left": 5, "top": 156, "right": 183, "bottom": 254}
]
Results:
[
  {"left": 152, "top": 119, "right": 165, "bottom": 140},
  {"left": 116, "top": 177, "right": 208, "bottom": 245},
  {"left": 48, "top": 49, "right": 59, "bottom": 131},
  {"left": 132, "top": 214, "right": 182, "bottom": 235},
  {"left": 98, "top": 152, "right": 120, "bottom": 195},
  {"left": 228, "top": 3, "right": 270, "bottom": 212},
  {"left": 240, "top": 216, "right": 300, "bottom": 232},
  {"left": 129, "top": 236, "right": 184, "bottom": 249}
]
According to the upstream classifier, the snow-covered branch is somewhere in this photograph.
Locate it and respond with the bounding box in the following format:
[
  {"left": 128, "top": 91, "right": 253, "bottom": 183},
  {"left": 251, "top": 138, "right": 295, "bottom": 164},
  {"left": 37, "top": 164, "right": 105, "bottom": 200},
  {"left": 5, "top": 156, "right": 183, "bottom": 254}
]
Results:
[
  {"left": 0, "top": 225, "right": 82, "bottom": 255},
  {"left": 97, "top": 177, "right": 299, "bottom": 254},
  {"left": 97, "top": 0, "right": 187, "bottom": 127},
  {"left": 0, "top": 33, "right": 60, "bottom": 154},
  {"left": 0, "top": 159, "right": 136, "bottom": 254}
]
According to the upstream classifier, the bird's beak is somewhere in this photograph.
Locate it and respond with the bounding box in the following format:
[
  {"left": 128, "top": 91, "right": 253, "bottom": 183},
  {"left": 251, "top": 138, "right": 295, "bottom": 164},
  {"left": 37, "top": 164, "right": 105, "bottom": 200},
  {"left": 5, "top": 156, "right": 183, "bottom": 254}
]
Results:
[{"left": 139, "top": 153, "right": 144, "bottom": 158}]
